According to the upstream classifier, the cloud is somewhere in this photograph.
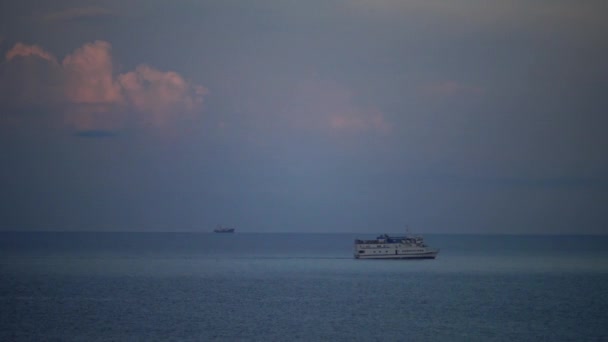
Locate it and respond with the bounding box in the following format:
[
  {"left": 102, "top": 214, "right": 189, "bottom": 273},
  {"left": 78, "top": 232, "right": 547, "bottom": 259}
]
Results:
[
  {"left": 329, "top": 108, "right": 390, "bottom": 133},
  {"left": 2, "top": 41, "right": 207, "bottom": 133},
  {"left": 118, "top": 65, "right": 207, "bottom": 127},
  {"left": 62, "top": 41, "right": 124, "bottom": 105},
  {"left": 1, "top": 45, "right": 63, "bottom": 108},
  {"left": 39, "top": 7, "right": 115, "bottom": 23},
  {"left": 5, "top": 43, "right": 58, "bottom": 63},
  {"left": 282, "top": 77, "right": 391, "bottom": 135}
]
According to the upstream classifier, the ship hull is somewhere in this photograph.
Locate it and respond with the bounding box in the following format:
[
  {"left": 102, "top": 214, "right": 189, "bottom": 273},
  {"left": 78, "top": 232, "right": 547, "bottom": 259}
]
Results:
[{"left": 354, "top": 250, "right": 438, "bottom": 259}]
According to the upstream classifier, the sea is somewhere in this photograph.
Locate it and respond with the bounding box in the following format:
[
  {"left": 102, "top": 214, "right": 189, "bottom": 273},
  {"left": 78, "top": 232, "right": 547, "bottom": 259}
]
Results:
[{"left": 1, "top": 232, "right": 607, "bottom": 341}]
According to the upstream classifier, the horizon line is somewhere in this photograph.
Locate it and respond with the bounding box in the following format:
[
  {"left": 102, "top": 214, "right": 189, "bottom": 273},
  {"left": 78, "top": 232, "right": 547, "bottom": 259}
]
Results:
[{"left": 0, "top": 230, "right": 606, "bottom": 236}]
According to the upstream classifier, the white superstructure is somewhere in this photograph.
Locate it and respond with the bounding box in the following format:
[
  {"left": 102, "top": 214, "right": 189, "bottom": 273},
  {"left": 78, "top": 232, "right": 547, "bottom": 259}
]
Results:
[{"left": 354, "top": 234, "right": 439, "bottom": 259}]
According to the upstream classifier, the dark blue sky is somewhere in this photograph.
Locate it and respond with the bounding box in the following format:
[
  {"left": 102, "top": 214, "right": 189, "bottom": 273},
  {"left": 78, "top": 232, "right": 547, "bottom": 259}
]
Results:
[{"left": 1, "top": 0, "right": 607, "bottom": 233}]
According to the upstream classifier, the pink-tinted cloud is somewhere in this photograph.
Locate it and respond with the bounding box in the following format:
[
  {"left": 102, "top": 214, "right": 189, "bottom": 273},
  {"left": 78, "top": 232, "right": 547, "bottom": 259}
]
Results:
[
  {"left": 2, "top": 41, "right": 207, "bottom": 132},
  {"left": 62, "top": 41, "right": 124, "bottom": 105},
  {"left": 5, "top": 43, "right": 58, "bottom": 63},
  {"left": 1, "top": 44, "right": 63, "bottom": 108},
  {"left": 329, "top": 109, "right": 391, "bottom": 134},
  {"left": 283, "top": 77, "right": 391, "bottom": 135},
  {"left": 118, "top": 65, "right": 207, "bottom": 127}
]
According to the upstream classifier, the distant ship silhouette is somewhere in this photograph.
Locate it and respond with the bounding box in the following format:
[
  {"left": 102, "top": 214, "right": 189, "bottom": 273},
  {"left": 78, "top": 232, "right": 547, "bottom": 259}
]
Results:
[{"left": 213, "top": 225, "right": 235, "bottom": 233}]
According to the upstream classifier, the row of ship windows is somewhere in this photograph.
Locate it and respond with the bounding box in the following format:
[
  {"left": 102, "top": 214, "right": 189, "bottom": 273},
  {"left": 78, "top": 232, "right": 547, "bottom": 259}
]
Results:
[
  {"left": 359, "top": 245, "right": 415, "bottom": 249},
  {"left": 360, "top": 250, "right": 423, "bottom": 254}
]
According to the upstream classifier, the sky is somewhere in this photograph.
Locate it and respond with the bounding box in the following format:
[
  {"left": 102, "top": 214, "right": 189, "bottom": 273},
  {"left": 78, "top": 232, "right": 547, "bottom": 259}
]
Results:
[{"left": 0, "top": 0, "right": 607, "bottom": 234}]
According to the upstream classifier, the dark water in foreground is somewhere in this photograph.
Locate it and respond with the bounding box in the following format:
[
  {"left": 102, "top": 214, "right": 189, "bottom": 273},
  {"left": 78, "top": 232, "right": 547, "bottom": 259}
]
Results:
[{"left": 1, "top": 232, "right": 607, "bottom": 341}]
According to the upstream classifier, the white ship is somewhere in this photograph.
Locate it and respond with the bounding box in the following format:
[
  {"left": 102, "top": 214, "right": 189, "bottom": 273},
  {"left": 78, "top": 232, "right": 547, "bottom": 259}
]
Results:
[{"left": 354, "top": 233, "right": 439, "bottom": 259}]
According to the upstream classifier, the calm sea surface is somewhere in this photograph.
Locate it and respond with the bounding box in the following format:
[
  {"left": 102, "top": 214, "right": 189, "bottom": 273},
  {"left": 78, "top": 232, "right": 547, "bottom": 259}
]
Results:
[{"left": 1, "top": 232, "right": 607, "bottom": 341}]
